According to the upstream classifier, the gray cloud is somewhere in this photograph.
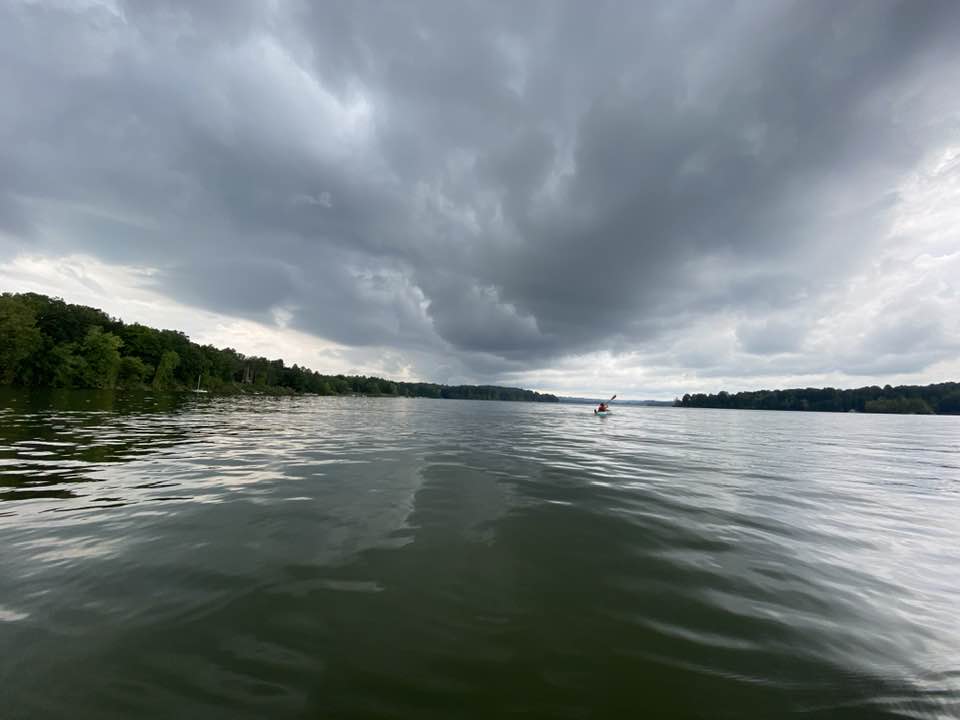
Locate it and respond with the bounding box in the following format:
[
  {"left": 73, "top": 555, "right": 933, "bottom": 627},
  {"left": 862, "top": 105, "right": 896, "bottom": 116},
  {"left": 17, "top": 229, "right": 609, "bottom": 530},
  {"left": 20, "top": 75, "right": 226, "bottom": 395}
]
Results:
[
  {"left": 2, "top": 0, "right": 959, "bottom": 390},
  {"left": 737, "top": 319, "right": 807, "bottom": 356}
]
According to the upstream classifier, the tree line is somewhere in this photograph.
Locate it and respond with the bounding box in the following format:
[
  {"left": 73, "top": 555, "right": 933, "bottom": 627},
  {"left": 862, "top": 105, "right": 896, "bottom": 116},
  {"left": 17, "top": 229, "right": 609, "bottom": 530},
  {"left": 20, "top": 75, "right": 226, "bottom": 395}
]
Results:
[
  {"left": 676, "top": 382, "right": 960, "bottom": 415},
  {"left": 0, "top": 293, "right": 559, "bottom": 402}
]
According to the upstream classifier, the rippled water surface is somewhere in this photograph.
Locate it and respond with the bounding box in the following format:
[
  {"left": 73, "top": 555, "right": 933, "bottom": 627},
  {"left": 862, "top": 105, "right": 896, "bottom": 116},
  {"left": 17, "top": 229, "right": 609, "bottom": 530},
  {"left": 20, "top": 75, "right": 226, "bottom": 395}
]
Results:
[{"left": 1, "top": 390, "right": 958, "bottom": 719}]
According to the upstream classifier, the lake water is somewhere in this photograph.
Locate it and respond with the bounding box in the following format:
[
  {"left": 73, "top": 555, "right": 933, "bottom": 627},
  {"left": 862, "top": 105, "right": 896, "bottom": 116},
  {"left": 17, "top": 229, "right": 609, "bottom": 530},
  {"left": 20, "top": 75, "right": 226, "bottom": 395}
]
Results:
[{"left": 1, "top": 391, "right": 958, "bottom": 719}]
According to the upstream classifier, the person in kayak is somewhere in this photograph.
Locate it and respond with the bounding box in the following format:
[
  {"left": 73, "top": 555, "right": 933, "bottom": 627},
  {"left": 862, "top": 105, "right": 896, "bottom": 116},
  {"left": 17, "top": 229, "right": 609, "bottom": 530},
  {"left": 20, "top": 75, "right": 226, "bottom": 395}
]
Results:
[{"left": 596, "top": 395, "right": 616, "bottom": 413}]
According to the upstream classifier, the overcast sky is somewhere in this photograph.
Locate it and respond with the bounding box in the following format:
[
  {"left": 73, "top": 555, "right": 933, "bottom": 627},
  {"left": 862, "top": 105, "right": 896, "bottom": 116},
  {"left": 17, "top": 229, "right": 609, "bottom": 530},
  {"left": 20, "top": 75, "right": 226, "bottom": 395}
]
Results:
[{"left": 2, "top": 0, "right": 959, "bottom": 398}]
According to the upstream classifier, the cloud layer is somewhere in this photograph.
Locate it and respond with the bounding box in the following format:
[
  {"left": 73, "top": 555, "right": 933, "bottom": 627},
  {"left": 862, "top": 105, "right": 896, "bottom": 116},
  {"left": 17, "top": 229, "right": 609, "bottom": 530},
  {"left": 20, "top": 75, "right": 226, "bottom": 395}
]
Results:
[{"left": 2, "top": 0, "right": 959, "bottom": 395}]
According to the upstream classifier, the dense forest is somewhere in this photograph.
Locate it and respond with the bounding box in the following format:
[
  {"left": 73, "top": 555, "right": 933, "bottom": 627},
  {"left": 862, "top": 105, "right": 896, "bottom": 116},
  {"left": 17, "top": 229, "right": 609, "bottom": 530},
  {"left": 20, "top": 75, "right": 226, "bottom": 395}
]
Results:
[
  {"left": 0, "top": 293, "right": 558, "bottom": 402},
  {"left": 676, "top": 382, "right": 960, "bottom": 415}
]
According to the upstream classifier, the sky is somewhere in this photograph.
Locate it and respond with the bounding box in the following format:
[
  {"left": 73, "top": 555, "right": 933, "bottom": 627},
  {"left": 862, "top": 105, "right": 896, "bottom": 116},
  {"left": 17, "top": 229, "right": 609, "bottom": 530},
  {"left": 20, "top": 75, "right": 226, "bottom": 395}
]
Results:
[{"left": 2, "top": 0, "right": 959, "bottom": 399}]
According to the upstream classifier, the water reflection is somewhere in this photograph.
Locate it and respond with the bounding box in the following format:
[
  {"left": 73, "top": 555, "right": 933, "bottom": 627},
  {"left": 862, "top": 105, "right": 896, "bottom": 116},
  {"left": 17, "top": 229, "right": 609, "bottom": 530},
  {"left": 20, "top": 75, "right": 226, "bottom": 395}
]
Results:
[{"left": 0, "top": 390, "right": 958, "bottom": 718}]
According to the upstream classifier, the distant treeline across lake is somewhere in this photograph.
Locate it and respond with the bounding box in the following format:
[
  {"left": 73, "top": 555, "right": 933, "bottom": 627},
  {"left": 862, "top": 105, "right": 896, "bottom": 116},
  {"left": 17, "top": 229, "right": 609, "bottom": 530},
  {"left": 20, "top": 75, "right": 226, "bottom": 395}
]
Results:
[
  {"left": 0, "top": 292, "right": 558, "bottom": 402},
  {"left": 677, "top": 383, "right": 960, "bottom": 415}
]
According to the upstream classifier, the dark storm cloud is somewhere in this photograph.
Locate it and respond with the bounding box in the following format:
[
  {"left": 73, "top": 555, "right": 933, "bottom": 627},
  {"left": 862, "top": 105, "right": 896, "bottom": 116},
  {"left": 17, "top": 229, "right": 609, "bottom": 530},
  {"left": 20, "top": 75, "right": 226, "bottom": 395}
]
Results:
[{"left": 2, "top": 0, "right": 959, "bottom": 381}]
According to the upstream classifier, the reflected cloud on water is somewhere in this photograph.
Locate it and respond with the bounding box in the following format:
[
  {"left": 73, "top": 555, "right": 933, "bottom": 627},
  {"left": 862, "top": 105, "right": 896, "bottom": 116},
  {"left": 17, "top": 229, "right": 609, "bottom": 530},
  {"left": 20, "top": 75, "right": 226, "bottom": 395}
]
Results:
[{"left": 0, "top": 390, "right": 958, "bottom": 718}]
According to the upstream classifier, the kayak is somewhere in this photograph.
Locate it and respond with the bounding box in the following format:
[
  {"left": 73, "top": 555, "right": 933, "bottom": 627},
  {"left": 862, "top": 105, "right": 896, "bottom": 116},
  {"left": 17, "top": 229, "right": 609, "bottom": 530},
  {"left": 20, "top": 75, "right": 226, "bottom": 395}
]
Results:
[{"left": 594, "top": 410, "right": 611, "bottom": 416}]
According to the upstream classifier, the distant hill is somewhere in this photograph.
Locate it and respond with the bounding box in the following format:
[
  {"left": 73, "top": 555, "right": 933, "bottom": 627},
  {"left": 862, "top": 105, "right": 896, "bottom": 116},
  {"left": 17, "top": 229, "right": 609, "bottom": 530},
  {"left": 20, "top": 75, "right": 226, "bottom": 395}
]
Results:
[{"left": 0, "top": 292, "right": 559, "bottom": 402}]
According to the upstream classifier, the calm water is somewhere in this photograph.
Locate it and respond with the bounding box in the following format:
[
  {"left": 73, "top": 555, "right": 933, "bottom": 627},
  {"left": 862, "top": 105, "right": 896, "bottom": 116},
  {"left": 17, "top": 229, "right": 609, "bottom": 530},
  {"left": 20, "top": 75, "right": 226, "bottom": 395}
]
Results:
[{"left": 1, "top": 391, "right": 958, "bottom": 719}]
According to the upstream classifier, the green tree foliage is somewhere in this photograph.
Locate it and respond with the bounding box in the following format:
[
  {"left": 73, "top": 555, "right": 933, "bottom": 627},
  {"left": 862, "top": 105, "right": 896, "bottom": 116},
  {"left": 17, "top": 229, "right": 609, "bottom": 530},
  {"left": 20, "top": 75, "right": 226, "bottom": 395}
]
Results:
[
  {"left": 678, "top": 382, "right": 958, "bottom": 415},
  {"left": 118, "top": 323, "right": 166, "bottom": 369},
  {"left": 864, "top": 396, "right": 933, "bottom": 414},
  {"left": 0, "top": 294, "right": 42, "bottom": 383},
  {"left": 49, "top": 343, "right": 85, "bottom": 388},
  {"left": 0, "top": 292, "right": 560, "bottom": 402},
  {"left": 118, "top": 356, "right": 153, "bottom": 388},
  {"left": 152, "top": 351, "right": 180, "bottom": 390},
  {"left": 78, "top": 327, "right": 124, "bottom": 388},
  {"left": 939, "top": 391, "right": 960, "bottom": 414}
]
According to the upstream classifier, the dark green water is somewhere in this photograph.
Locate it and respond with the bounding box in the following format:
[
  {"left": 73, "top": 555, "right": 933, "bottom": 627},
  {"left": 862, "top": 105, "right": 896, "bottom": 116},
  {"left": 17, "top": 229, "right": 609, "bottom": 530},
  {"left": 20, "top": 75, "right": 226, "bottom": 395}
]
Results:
[{"left": 1, "top": 391, "right": 958, "bottom": 719}]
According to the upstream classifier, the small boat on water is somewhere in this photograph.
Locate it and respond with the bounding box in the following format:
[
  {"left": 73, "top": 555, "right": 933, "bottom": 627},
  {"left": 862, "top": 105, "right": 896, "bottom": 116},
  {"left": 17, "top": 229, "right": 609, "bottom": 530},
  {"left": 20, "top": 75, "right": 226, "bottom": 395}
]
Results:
[
  {"left": 191, "top": 375, "right": 208, "bottom": 394},
  {"left": 594, "top": 393, "right": 616, "bottom": 416}
]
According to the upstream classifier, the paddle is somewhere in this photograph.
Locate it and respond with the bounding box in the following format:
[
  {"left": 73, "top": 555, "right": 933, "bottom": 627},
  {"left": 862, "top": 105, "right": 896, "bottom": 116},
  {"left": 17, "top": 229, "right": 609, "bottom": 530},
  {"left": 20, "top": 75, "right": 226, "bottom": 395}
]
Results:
[{"left": 595, "top": 394, "right": 617, "bottom": 414}]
